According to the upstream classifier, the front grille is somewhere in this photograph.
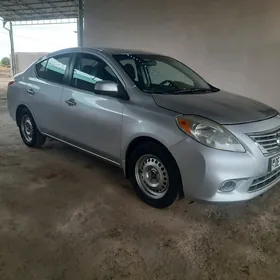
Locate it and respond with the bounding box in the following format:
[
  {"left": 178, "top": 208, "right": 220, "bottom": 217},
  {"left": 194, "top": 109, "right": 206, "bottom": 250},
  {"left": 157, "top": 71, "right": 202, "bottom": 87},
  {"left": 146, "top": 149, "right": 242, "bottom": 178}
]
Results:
[
  {"left": 248, "top": 126, "right": 280, "bottom": 156},
  {"left": 249, "top": 167, "right": 280, "bottom": 192}
]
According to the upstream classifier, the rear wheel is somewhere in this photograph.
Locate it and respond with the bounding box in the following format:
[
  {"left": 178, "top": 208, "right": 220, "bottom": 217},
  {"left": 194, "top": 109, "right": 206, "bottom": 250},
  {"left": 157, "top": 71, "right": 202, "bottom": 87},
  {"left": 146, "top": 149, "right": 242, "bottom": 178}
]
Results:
[
  {"left": 18, "top": 108, "right": 46, "bottom": 148},
  {"left": 128, "top": 142, "right": 181, "bottom": 208}
]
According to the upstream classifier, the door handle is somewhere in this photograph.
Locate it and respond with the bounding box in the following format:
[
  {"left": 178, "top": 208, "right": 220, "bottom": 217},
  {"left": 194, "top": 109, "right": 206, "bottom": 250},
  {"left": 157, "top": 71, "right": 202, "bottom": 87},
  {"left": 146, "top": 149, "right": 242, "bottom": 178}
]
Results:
[
  {"left": 65, "top": 98, "right": 77, "bottom": 106},
  {"left": 27, "top": 88, "right": 35, "bottom": 95}
]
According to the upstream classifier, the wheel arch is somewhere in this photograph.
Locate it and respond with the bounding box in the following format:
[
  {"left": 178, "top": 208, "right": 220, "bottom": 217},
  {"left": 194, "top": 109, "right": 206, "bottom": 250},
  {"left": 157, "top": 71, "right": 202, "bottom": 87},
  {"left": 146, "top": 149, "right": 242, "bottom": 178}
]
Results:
[
  {"left": 124, "top": 136, "right": 184, "bottom": 198},
  {"left": 15, "top": 104, "right": 34, "bottom": 127}
]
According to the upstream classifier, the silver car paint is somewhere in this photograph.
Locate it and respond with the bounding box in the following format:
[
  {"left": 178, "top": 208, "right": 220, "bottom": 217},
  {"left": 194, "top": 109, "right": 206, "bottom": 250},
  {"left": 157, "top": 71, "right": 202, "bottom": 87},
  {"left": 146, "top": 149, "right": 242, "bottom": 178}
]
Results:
[
  {"left": 153, "top": 91, "right": 278, "bottom": 124},
  {"left": 59, "top": 84, "right": 125, "bottom": 163},
  {"left": 27, "top": 75, "right": 64, "bottom": 135},
  {"left": 7, "top": 47, "right": 280, "bottom": 203},
  {"left": 170, "top": 114, "right": 280, "bottom": 202}
]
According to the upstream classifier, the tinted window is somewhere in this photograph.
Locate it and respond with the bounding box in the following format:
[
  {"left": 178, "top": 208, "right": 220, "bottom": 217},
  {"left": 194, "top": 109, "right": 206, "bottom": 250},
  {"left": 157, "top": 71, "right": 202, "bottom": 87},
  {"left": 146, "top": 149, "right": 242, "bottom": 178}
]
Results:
[
  {"left": 36, "top": 54, "right": 70, "bottom": 84},
  {"left": 118, "top": 58, "right": 138, "bottom": 82},
  {"left": 71, "top": 54, "right": 118, "bottom": 92},
  {"left": 36, "top": 59, "right": 47, "bottom": 78}
]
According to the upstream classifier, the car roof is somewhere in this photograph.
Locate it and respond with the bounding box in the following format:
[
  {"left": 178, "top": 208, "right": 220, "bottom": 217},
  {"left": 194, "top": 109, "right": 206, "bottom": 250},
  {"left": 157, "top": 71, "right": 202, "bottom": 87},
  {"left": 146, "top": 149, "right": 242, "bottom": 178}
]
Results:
[
  {"left": 97, "top": 47, "right": 156, "bottom": 55},
  {"left": 44, "top": 47, "right": 158, "bottom": 59}
]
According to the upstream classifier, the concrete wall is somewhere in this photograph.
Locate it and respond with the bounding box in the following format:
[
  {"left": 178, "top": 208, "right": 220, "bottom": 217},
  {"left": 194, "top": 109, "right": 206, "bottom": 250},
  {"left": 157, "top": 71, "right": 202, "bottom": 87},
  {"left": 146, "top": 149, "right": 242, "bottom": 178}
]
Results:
[
  {"left": 84, "top": 0, "right": 280, "bottom": 110},
  {"left": 13, "top": 52, "right": 47, "bottom": 75}
]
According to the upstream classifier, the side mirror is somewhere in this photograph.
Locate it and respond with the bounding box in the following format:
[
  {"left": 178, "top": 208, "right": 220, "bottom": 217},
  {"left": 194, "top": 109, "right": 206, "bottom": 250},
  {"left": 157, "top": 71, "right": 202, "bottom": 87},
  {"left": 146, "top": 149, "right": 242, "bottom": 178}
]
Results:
[{"left": 94, "top": 81, "right": 119, "bottom": 97}]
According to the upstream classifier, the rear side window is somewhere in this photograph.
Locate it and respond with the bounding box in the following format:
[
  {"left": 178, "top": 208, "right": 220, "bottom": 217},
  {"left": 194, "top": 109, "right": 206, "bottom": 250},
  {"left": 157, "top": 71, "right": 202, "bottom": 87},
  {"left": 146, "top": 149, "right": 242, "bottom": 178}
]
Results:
[{"left": 36, "top": 54, "right": 71, "bottom": 84}]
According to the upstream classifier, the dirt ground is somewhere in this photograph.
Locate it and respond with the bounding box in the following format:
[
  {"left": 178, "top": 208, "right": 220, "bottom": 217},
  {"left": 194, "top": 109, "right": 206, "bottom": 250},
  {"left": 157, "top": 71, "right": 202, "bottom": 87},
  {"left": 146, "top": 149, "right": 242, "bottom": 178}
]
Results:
[
  {"left": 0, "top": 67, "right": 10, "bottom": 99},
  {"left": 0, "top": 70, "right": 280, "bottom": 280}
]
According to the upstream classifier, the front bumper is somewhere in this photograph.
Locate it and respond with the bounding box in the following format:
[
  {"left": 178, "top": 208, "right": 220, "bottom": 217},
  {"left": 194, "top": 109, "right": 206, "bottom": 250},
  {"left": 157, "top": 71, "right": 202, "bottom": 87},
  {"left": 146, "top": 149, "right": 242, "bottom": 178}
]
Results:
[{"left": 170, "top": 115, "right": 280, "bottom": 203}]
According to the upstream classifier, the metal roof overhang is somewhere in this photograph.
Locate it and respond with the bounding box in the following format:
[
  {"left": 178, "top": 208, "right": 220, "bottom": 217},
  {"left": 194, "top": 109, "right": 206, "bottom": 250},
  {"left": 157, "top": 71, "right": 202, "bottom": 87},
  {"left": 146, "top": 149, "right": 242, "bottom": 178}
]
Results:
[
  {"left": 1, "top": 0, "right": 79, "bottom": 21},
  {"left": 1, "top": 0, "right": 84, "bottom": 76}
]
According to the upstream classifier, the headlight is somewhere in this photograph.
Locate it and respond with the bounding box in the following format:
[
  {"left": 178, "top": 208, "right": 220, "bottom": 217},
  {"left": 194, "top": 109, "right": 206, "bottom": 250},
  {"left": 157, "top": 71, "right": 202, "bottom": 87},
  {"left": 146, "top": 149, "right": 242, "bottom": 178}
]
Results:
[{"left": 176, "top": 115, "right": 245, "bottom": 152}]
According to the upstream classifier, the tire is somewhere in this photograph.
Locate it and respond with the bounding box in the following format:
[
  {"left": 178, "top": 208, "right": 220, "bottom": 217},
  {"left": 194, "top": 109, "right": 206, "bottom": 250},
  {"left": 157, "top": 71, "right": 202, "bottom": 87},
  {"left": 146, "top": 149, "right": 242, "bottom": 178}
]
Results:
[
  {"left": 18, "top": 108, "right": 46, "bottom": 148},
  {"left": 128, "top": 142, "right": 182, "bottom": 208}
]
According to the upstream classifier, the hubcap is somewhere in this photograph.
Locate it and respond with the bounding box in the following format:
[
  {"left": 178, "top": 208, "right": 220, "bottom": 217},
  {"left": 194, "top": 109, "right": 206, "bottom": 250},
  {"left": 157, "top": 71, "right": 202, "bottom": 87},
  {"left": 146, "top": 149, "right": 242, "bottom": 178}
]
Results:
[
  {"left": 21, "top": 115, "right": 34, "bottom": 142},
  {"left": 135, "top": 154, "right": 169, "bottom": 199}
]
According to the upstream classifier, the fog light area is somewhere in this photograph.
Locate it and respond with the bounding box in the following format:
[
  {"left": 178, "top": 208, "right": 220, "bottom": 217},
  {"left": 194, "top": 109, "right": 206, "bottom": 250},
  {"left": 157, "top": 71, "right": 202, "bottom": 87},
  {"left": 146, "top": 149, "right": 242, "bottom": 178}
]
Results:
[{"left": 219, "top": 180, "right": 237, "bottom": 192}]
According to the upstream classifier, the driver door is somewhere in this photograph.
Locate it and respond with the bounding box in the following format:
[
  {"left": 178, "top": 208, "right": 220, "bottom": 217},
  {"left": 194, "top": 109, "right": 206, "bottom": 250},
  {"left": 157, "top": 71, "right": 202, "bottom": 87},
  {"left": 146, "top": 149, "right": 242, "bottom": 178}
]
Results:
[{"left": 59, "top": 53, "right": 125, "bottom": 164}]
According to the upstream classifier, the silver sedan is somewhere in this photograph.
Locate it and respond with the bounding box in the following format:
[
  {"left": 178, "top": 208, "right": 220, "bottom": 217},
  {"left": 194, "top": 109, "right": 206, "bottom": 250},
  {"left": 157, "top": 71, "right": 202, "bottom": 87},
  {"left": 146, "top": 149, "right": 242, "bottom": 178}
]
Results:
[{"left": 7, "top": 47, "right": 280, "bottom": 208}]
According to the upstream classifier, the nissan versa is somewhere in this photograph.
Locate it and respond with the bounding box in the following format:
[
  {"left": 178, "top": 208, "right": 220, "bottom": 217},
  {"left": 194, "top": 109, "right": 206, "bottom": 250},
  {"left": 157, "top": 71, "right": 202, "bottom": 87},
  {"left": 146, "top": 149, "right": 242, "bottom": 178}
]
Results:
[{"left": 7, "top": 48, "right": 280, "bottom": 208}]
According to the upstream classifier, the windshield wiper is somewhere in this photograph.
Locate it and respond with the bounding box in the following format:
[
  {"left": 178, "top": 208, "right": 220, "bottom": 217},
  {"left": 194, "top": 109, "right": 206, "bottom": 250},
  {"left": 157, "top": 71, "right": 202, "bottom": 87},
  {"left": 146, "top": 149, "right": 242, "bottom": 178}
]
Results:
[
  {"left": 172, "top": 88, "right": 216, "bottom": 94},
  {"left": 142, "top": 89, "right": 169, "bottom": 94},
  {"left": 142, "top": 88, "right": 218, "bottom": 94}
]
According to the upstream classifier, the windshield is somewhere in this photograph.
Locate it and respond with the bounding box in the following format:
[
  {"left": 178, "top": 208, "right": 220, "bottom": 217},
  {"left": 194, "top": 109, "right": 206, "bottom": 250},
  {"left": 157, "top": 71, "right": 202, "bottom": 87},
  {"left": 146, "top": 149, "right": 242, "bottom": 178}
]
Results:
[{"left": 113, "top": 54, "right": 217, "bottom": 94}]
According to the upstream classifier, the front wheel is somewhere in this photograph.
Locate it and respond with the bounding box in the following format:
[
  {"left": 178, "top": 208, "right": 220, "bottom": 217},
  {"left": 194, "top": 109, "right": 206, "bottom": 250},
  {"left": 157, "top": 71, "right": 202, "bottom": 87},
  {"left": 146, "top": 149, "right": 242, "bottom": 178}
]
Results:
[
  {"left": 18, "top": 108, "right": 46, "bottom": 148},
  {"left": 128, "top": 142, "right": 182, "bottom": 208}
]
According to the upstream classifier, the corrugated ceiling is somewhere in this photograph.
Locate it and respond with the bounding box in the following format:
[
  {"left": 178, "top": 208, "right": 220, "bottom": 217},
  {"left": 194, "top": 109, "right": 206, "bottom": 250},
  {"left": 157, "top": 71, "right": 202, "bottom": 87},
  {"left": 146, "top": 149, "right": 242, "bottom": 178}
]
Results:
[{"left": 1, "top": 0, "right": 80, "bottom": 21}]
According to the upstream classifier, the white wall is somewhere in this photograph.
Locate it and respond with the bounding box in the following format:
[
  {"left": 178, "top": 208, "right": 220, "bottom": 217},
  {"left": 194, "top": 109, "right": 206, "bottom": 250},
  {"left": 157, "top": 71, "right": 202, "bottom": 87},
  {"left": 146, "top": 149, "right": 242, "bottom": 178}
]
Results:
[
  {"left": 13, "top": 52, "right": 47, "bottom": 74},
  {"left": 84, "top": 0, "right": 280, "bottom": 110}
]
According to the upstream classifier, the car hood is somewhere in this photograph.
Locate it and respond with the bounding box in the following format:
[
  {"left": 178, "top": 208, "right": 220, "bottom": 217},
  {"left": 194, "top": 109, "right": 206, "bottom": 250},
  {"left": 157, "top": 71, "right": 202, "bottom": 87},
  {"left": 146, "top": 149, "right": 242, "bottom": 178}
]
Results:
[{"left": 152, "top": 90, "right": 278, "bottom": 124}]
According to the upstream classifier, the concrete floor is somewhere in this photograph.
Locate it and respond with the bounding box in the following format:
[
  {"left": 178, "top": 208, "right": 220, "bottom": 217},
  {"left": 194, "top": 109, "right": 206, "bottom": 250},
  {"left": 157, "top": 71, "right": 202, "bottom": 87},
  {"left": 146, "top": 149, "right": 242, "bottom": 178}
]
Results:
[{"left": 0, "top": 70, "right": 280, "bottom": 279}]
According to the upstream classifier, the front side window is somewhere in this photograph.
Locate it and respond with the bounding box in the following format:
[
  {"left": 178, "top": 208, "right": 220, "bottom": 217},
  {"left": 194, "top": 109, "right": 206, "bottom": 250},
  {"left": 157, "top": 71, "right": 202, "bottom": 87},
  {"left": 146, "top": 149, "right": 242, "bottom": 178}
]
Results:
[
  {"left": 113, "top": 54, "right": 216, "bottom": 94},
  {"left": 117, "top": 58, "right": 139, "bottom": 82},
  {"left": 71, "top": 54, "right": 118, "bottom": 92},
  {"left": 36, "top": 54, "right": 70, "bottom": 84}
]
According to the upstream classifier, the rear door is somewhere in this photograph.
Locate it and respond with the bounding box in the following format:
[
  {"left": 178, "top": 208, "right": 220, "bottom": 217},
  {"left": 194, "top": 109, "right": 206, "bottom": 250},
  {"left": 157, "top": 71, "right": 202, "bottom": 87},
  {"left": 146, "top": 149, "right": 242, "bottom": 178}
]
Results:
[
  {"left": 25, "top": 53, "right": 72, "bottom": 135},
  {"left": 59, "top": 52, "right": 126, "bottom": 164}
]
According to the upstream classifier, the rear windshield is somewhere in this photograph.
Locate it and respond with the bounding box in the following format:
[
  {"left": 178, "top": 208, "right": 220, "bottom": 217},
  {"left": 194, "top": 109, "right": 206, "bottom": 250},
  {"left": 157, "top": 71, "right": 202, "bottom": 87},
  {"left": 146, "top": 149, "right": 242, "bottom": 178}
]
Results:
[{"left": 113, "top": 54, "right": 214, "bottom": 94}]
